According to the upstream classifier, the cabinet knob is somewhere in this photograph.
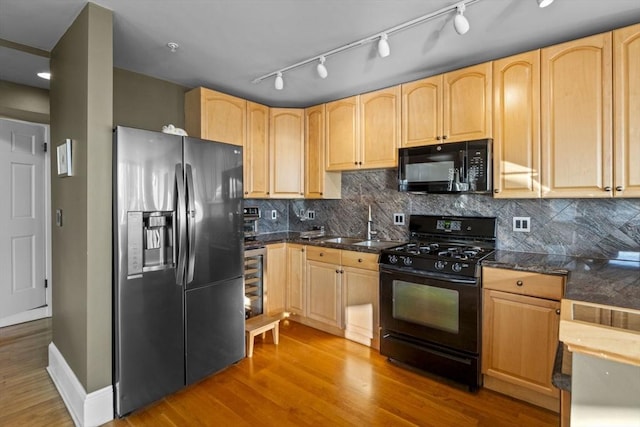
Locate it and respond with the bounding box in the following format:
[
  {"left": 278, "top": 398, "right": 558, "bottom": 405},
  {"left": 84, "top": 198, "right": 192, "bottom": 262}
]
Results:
[
  {"left": 358, "top": 161, "right": 362, "bottom": 165},
  {"left": 436, "top": 136, "right": 441, "bottom": 140},
  {"left": 604, "top": 186, "right": 612, "bottom": 192},
  {"left": 556, "top": 309, "right": 561, "bottom": 315},
  {"left": 301, "top": 248, "right": 305, "bottom": 253},
  {"left": 494, "top": 188, "right": 500, "bottom": 194},
  {"left": 244, "top": 191, "right": 248, "bottom": 195},
  {"left": 516, "top": 280, "right": 523, "bottom": 287},
  {"left": 320, "top": 252, "right": 324, "bottom": 257},
  {"left": 267, "top": 191, "right": 270, "bottom": 195},
  {"left": 616, "top": 186, "right": 623, "bottom": 191},
  {"left": 354, "top": 161, "right": 358, "bottom": 165},
  {"left": 320, "top": 192, "right": 323, "bottom": 195},
  {"left": 335, "top": 269, "right": 340, "bottom": 274},
  {"left": 442, "top": 135, "right": 448, "bottom": 140},
  {"left": 358, "top": 258, "right": 363, "bottom": 263}
]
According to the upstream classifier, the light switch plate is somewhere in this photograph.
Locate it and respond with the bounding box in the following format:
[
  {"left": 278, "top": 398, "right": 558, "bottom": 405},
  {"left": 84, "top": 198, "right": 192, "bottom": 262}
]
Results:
[
  {"left": 513, "top": 216, "right": 531, "bottom": 232},
  {"left": 394, "top": 213, "right": 405, "bottom": 225},
  {"left": 271, "top": 210, "right": 277, "bottom": 220}
]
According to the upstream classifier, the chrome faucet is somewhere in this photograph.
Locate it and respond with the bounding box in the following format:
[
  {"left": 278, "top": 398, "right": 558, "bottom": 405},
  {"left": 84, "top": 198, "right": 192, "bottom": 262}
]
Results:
[{"left": 367, "top": 205, "right": 378, "bottom": 240}]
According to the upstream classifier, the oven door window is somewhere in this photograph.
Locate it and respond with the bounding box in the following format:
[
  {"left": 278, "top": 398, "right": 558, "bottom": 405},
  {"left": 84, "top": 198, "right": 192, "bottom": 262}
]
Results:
[{"left": 392, "top": 280, "right": 459, "bottom": 334}]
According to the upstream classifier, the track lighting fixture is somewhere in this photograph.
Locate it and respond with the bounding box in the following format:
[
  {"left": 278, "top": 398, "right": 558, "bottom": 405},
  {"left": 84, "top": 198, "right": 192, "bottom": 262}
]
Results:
[
  {"left": 253, "top": 0, "right": 507, "bottom": 90},
  {"left": 378, "top": 33, "right": 390, "bottom": 58},
  {"left": 274, "top": 72, "right": 284, "bottom": 90},
  {"left": 454, "top": 3, "right": 470, "bottom": 35},
  {"left": 537, "top": 0, "right": 554, "bottom": 7},
  {"left": 317, "top": 56, "right": 328, "bottom": 79}
]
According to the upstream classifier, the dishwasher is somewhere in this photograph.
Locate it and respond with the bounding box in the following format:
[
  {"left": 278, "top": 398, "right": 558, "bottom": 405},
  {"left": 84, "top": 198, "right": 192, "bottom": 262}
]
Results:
[{"left": 244, "top": 247, "right": 266, "bottom": 319}]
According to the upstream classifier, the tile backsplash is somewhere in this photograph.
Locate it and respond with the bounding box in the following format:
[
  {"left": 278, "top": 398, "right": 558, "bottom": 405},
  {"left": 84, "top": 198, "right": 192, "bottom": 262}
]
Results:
[{"left": 247, "top": 169, "right": 640, "bottom": 260}]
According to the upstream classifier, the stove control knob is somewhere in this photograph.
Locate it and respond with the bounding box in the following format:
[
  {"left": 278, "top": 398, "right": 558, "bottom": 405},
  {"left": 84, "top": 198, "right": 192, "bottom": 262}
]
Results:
[
  {"left": 451, "top": 262, "right": 462, "bottom": 273},
  {"left": 434, "top": 260, "right": 446, "bottom": 270},
  {"left": 388, "top": 255, "right": 398, "bottom": 264},
  {"left": 403, "top": 256, "right": 413, "bottom": 266}
]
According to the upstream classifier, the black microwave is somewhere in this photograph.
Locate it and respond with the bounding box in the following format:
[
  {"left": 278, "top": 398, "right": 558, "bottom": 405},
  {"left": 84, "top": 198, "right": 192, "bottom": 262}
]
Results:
[{"left": 398, "top": 139, "right": 492, "bottom": 194}]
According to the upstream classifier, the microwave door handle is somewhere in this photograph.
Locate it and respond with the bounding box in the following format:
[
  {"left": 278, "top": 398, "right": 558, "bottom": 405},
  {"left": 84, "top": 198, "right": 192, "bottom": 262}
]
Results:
[
  {"left": 185, "top": 163, "right": 196, "bottom": 284},
  {"left": 175, "top": 164, "right": 187, "bottom": 286}
]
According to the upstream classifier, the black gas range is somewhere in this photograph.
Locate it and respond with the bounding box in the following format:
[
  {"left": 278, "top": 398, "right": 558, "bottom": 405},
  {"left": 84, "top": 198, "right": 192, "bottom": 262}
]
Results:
[{"left": 379, "top": 215, "right": 497, "bottom": 391}]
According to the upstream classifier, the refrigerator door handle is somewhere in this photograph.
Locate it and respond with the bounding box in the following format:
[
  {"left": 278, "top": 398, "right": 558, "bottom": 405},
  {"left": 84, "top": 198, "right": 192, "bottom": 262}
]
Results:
[
  {"left": 185, "top": 163, "right": 196, "bottom": 284},
  {"left": 175, "top": 163, "right": 187, "bottom": 285}
]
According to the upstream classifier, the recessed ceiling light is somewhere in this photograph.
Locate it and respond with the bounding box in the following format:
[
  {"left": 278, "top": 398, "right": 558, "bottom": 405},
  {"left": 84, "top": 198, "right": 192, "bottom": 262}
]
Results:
[{"left": 37, "top": 72, "right": 51, "bottom": 80}]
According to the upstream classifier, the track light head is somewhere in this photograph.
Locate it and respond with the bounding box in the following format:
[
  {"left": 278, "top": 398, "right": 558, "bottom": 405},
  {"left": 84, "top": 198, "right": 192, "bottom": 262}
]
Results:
[
  {"left": 378, "top": 33, "right": 390, "bottom": 58},
  {"left": 454, "top": 3, "right": 470, "bottom": 35},
  {"left": 274, "top": 72, "right": 284, "bottom": 90},
  {"left": 317, "top": 56, "right": 328, "bottom": 79},
  {"left": 537, "top": 0, "right": 554, "bottom": 7}
]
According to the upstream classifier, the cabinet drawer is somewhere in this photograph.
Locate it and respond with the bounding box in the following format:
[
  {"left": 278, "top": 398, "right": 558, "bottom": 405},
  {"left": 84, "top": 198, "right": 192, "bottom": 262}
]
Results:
[
  {"left": 341, "top": 250, "right": 379, "bottom": 271},
  {"left": 482, "top": 266, "right": 564, "bottom": 300},
  {"left": 306, "top": 246, "right": 341, "bottom": 264}
]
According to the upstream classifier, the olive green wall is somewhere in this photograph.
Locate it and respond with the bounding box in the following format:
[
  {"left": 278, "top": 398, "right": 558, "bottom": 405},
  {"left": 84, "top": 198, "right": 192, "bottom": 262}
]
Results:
[
  {"left": 0, "top": 80, "right": 49, "bottom": 123},
  {"left": 50, "top": 2, "right": 113, "bottom": 393},
  {"left": 113, "top": 67, "right": 188, "bottom": 131}
]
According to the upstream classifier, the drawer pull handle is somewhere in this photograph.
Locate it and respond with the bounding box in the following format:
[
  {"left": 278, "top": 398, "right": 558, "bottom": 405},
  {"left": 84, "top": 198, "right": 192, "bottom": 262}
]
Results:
[
  {"left": 516, "top": 280, "right": 523, "bottom": 286},
  {"left": 320, "top": 253, "right": 324, "bottom": 257}
]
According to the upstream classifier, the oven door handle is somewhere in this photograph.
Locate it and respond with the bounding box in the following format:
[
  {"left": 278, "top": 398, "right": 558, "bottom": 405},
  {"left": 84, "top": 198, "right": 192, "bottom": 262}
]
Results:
[{"left": 380, "top": 265, "right": 478, "bottom": 285}]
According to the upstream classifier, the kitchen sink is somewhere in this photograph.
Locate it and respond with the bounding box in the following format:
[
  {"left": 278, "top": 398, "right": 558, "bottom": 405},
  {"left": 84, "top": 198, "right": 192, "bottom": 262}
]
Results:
[
  {"left": 321, "top": 237, "right": 364, "bottom": 245},
  {"left": 353, "top": 240, "right": 402, "bottom": 249}
]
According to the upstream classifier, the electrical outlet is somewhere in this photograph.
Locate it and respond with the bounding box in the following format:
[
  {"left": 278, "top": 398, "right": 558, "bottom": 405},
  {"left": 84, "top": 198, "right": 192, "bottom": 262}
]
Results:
[
  {"left": 513, "top": 216, "right": 531, "bottom": 232},
  {"left": 307, "top": 210, "right": 315, "bottom": 220},
  {"left": 393, "top": 213, "right": 405, "bottom": 225},
  {"left": 300, "top": 209, "right": 305, "bottom": 217},
  {"left": 271, "top": 210, "right": 277, "bottom": 220}
]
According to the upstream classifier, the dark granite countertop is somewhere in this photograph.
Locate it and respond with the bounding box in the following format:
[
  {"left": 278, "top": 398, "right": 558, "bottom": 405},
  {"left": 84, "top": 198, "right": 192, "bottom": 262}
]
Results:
[
  {"left": 482, "top": 250, "right": 640, "bottom": 311},
  {"left": 244, "top": 232, "right": 405, "bottom": 254}
]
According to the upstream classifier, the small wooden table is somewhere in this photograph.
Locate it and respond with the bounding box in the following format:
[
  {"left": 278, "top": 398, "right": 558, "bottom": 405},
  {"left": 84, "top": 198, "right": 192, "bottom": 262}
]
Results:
[{"left": 245, "top": 314, "right": 281, "bottom": 357}]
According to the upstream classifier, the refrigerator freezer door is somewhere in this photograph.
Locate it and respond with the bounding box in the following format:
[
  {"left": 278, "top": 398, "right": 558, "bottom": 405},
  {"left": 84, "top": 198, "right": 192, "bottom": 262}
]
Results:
[
  {"left": 183, "top": 138, "right": 244, "bottom": 289},
  {"left": 113, "top": 126, "right": 185, "bottom": 416},
  {"left": 185, "top": 276, "right": 246, "bottom": 384}
]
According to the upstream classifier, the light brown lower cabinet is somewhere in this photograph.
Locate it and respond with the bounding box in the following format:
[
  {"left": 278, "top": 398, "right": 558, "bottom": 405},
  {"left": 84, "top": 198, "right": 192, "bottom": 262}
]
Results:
[
  {"left": 265, "top": 243, "right": 287, "bottom": 316},
  {"left": 284, "top": 244, "right": 379, "bottom": 348},
  {"left": 482, "top": 266, "right": 565, "bottom": 412}
]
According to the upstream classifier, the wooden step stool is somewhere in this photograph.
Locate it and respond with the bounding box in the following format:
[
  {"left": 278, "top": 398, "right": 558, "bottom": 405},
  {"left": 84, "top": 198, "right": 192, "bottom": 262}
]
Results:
[{"left": 245, "top": 314, "right": 281, "bottom": 357}]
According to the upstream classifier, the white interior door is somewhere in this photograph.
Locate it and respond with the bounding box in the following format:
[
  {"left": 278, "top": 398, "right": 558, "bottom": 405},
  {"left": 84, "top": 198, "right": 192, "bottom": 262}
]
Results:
[{"left": 0, "top": 119, "right": 47, "bottom": 320}]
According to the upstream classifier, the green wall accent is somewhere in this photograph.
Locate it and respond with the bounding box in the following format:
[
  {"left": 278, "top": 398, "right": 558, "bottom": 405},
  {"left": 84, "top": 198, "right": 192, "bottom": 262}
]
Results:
[
  {"left": 114, "top": 68, "right": 188, "bottom": 131},
  {"left": 0, "top": 80, "right": 49, "bottom": 123},
  {"left": 50, "top": 2, "right": 113, "bottom": 393}
]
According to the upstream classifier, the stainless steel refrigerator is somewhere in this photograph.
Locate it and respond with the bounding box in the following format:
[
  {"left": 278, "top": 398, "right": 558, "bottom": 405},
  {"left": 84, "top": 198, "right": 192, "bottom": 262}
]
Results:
[{"left": 113, "top": 126, "right": 245, "bottom": 417}]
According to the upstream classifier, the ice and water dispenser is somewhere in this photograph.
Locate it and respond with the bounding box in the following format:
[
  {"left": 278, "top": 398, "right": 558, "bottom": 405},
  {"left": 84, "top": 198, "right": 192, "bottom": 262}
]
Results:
[{"left": 127, "top": 211, "right": 175, "bottom": 277}]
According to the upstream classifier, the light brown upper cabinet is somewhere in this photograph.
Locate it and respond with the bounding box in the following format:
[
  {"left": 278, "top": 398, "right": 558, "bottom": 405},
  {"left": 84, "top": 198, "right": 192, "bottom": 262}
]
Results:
[
  {"left": 245, "top": 101, "right": 270, "bottom": 198},
  {"left": 614, "top": 23, "right": 640, "bottom": 198},
  {"left": 269, "top": 108, "right": 304, "bottom": 198},
  {"left": 326, "top": 87, "right": 399, "bottom": 171},
  {"left": 541, "top": 33, "right": 613, "bottom": 198},
  {"left": 326, "top": 96, "right": 360, "bottom": 170},
  {"left": 401, "top": 63, "right": 492, "bottom": 147},
  {"left": 304, "top": 105, "right": 341, "bottom": 199},
  {"left": 184, "top": 87, "right": 246, "bottom": 146},
  {"left": 493, "top": 50, "right": 541, "bottom": 198},
  {"left": 359, "top": 86, "right": 401, "bottom": 169}
]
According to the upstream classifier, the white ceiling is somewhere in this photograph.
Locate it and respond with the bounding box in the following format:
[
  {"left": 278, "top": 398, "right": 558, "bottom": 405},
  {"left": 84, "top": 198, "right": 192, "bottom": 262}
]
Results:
[{"left": 1, "top": 0, "right": 640, "bottom": 108}]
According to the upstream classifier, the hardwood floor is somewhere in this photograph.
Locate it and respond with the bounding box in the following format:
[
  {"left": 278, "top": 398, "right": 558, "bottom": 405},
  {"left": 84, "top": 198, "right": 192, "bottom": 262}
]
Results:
[
  {"left": 0, "top": 318, "right": 72, "bottom": 426},
  {"left": 1, "top": 318, "right": 559, "bottom": 426}
]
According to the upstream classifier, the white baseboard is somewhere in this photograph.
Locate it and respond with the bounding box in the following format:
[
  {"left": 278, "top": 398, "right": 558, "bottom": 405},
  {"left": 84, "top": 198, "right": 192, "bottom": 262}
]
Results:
[
  {"left": 0, "top": 306, "right": 51, "bottom": 328},
  {"left": 47, "top": 342, "right": 114, "bottom": 427}
]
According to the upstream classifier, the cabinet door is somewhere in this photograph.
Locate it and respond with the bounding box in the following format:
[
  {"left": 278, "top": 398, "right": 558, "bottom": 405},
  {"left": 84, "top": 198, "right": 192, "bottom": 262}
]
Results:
[
  {"left": 245, "top": 101, "right": 270, "bottom": 198},
  {"left": 360, "top": 86, "right": 400, "bottom": 169},
  {"left": 614, "top": 23, "right": 640, "bottom": 198},
  {"left": 493, "top": 50, "right": 541, "bottom": 198},
  {"left": 266, "top": 243, "right": 287, "bottom": 315},
  {"left": 541, "top": 32, "right": 613, "bottom": 198},
  {"left": 286, "top": 244, "right": 306, "bottom": 316},
  {"left": 401, "top": 75, "right": 443, "bottom": 146},
  {"left": 483, "top": 289, "right": 560, "bottom": 399},
  {"left": 306, "top": 260, "right": 341, "bottom": 328},
  {"left": 325, "top": 96, "right": 359, "bottom": 171},
  {"left": 185, "top": 87, "right": 246, "bottom": 146},
  {"left": 443, "top": 63, "right": 493, "bottom": 142},
  {"left": 343, "top": 266, "right": 379, "bottom": 349},
  {"left": 305, "top": 105, "right": 341, "bottom": 199},
  {"left": 270, "top": 108, "right": 304, "bottom": 198}
]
